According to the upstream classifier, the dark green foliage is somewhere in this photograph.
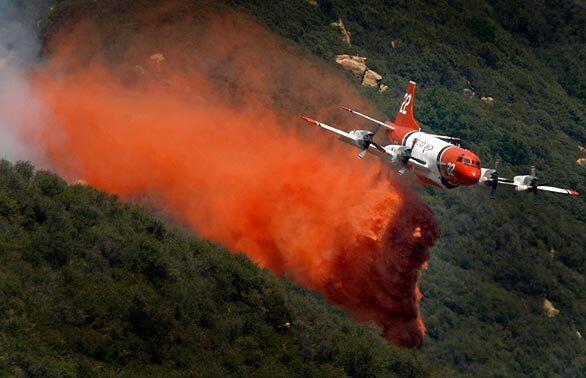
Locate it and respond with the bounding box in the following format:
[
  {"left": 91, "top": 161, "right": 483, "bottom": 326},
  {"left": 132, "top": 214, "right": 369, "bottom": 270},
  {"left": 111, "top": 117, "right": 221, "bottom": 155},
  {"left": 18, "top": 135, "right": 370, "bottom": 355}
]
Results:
[{"left": 0, "top": 162, "right": 428, "bottom": 376}]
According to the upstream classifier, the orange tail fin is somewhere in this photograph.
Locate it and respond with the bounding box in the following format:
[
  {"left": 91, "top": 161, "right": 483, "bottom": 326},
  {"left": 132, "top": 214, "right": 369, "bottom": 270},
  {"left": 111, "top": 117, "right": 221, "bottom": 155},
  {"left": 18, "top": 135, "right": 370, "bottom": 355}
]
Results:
[{"left": 394, "top": 81, "right": 420, "bottom": 130}]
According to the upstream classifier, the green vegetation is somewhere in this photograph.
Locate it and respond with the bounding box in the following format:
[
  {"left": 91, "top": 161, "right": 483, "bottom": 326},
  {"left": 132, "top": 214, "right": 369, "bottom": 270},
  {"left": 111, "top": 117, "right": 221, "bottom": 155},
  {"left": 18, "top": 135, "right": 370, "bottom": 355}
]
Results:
[
  {"left": 0, "top": 161, "right": 428, "bottom": 376},
  {"left": 5, "top": 0, "right": 586, "bottom": 376}
]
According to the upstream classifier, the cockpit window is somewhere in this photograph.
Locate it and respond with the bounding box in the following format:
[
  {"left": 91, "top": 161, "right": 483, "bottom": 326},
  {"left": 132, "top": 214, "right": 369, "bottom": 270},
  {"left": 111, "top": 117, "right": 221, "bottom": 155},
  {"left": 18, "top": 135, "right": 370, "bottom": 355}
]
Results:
[
  {"left": 457, "top": 156, "right": 463, "bottom": 162},
  {"left": 463, "top": 158, "right": 471, "bottom": 164}
]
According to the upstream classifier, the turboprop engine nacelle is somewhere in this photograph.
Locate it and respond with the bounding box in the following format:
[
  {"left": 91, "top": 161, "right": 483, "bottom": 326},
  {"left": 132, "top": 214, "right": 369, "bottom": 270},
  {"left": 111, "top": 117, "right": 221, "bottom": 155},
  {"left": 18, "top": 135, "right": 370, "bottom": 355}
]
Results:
[{"left": 513, "top": 175, "right": 534, "bottom": 186}]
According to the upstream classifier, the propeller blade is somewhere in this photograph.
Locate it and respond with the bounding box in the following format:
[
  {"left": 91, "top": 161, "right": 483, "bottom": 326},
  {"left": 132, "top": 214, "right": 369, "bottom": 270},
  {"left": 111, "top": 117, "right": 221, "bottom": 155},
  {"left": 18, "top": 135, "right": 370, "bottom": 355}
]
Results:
[
  {"left": 372, "top": 141, "right": 386, "bottom": 152},
  {"left": 358, "top": 149, "right": 367, "bottom": 158},
  {"left": 398, "top": 166, "right": 407, "bottom": 175},
  {"left": 411, "top": 137, "right": 418, "bottom": 149},
  {"left": 490, "top": 186, "right": 497, "bottom": 199},
  {"left": 529, "top": 166, "right": 538, "bottom": 194},
  {"left": 489, "top": 158, "right": 501, "bottom": 199}
]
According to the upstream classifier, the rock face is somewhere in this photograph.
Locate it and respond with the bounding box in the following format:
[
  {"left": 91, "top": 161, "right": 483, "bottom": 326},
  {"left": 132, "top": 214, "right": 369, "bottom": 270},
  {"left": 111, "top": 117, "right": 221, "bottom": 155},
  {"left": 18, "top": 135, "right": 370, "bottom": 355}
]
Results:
[
  {"left": 362, "top": 69, "right": 382, "bottom": 88},
  {"left": 133, "top": 65, "right": 146, "bottom": 76},
  {"left": 149, "top": 53, "right": 166, "bottom": 71},
  {"left": 331, "top": 18, "right": 351, "bottom": 45},
  {"left": 335, "top": 54, "right": 367, "bottom": 78},
  {"left": 335, "top": 54, "right": 386, "bottom": 91},
  {"left": 543, "top": 299, "right": 560, "bottom": 317},
  {"left": 481, "top": 96, "right": 495, "bottom": 104},
  {"left": 73, "top": 179, "right": 88, "bottom": 186},
  {"left": 150, "top": 53, "right": 165, "bottom": 64},
  {"left": 463, "top": 88, "right": 475, "bottom": 98}
]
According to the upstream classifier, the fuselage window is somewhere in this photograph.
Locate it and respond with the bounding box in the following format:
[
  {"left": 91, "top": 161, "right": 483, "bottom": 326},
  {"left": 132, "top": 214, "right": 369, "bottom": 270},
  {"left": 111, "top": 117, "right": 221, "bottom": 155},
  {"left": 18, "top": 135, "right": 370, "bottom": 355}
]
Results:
[{"left": 463, "top": 158, "right": 471, "bottom": 164}]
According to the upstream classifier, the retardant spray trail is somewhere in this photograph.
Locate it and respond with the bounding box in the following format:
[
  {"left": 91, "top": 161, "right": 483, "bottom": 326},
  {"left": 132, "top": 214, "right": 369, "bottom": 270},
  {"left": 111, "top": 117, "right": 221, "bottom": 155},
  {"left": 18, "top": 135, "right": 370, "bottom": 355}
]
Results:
[{"left": 30, "top": 10, "right": 439, "bottom": 347}]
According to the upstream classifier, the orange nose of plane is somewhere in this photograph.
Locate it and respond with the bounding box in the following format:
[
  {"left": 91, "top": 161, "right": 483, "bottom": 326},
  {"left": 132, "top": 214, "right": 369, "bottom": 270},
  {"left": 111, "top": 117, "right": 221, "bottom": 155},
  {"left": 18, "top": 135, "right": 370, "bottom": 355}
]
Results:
[
  {"left": 454, "top": 164, "right": 481, "bottom": 185},
  {"left": 439, "top": 148, "right": 482, "bottom": 186}
]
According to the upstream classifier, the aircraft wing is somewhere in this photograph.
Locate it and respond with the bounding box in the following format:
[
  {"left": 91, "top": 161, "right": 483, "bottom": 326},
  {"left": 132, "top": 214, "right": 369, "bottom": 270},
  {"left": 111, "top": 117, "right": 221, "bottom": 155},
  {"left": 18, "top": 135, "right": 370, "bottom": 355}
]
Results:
[
  {"left": 478, "top": 168, "right": 579, "bottom": 197},
  {"left": 300, "top": 115, "right": 404, "bottom": 161},
  {"left": 530, "top": 185, "right": 580, "bottom": 196},
  {"left": 300, "top": 116, "right": 359, "bottom": 144}
]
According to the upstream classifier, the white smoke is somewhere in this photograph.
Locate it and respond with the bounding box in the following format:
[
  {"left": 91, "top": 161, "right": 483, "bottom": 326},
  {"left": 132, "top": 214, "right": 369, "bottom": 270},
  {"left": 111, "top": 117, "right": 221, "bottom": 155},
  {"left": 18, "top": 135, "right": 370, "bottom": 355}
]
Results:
[{"left": 0, "top": 1, "right": 50, "bottom": 163}]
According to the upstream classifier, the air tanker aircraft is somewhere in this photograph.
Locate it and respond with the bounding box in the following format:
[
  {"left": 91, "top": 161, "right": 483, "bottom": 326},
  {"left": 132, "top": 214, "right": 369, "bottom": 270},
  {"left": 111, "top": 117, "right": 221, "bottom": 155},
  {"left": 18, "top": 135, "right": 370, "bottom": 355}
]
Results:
[{"left": 301, "top": 82, "right": 579, "bottom": 198}]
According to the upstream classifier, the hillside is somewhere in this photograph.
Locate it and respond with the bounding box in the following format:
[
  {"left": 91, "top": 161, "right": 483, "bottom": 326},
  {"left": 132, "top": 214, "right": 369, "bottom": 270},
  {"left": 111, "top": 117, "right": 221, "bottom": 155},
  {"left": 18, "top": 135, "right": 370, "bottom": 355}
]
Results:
[
  {"left": 3, "top": 0, "right": 585, "bottom": 376},
  {"left": 0, "top": 161, "right": 429, "bottom": 376}
]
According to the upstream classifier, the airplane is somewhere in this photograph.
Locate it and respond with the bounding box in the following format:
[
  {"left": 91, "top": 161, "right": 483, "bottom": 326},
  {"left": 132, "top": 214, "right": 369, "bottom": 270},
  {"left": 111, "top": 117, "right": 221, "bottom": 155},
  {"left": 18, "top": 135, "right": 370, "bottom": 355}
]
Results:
[{"left": 300, "top": 81, "right": 580, "bottom": 198}]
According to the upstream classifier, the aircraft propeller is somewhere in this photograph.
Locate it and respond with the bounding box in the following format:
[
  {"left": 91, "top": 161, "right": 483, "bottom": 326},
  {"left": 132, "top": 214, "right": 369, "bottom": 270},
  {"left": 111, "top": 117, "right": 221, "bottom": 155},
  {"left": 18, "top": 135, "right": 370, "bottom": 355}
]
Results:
[
  {"left": 398, "top": 138, "right": 418, "bottom": 175},
  {"left": 529, "top": 165, "right": 538, "bottom": 194},
  {"left": 358, "top": 127, "right": 385, "bottom": 158},
  {"left": 489, "top": 158, "right": 500, "bottom": 199}
]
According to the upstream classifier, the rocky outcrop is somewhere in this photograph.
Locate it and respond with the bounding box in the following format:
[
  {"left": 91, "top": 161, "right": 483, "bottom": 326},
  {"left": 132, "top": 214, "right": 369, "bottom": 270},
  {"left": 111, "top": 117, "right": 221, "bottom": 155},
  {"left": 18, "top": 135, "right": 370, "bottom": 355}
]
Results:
[
  {"left": 335, "top": 54, "right": 386, "bottom": 92},
  {"left": 74, "top": 179, "right": 88, "bottom": 186},
  {"left": 379, "top": 84, "right": 389, "bottom": 93},
  {"left": 362, "top": 69, "right": 382, "bottom": 88},
  {"left": 463, "top": 88, "right": 475, "bottom": 98},
  {"left": 463, "top": 89, "right": 495, "bottom": 105},
  {"left": 543, "top": 299, "right": 559, "bottom": 317},
  {"left": 331, "top": 18, "right": 351, "bottom": 45},
  {"left": 150, "top": 53, "right": 165, "bottom": 62},
  {"left": 335, "top": 54, "right": 367, "bottom": 78},
  {"left": 133, "top": 65, "right": 146, "bottom": 76}
]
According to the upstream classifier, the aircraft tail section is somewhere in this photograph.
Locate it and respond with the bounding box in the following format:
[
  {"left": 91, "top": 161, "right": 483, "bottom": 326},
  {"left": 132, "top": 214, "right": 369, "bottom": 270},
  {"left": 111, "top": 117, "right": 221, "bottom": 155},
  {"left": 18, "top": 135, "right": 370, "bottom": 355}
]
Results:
[{"left": 394, "top": 81, "right": 420, "bottom": 130}]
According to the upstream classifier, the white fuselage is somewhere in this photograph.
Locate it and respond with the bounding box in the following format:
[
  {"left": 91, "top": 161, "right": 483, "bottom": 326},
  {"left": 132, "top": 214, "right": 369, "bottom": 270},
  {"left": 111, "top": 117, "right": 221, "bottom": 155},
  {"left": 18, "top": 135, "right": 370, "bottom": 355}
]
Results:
[{"left": 401, "top": 131, "right": 454, "bottom": 186}]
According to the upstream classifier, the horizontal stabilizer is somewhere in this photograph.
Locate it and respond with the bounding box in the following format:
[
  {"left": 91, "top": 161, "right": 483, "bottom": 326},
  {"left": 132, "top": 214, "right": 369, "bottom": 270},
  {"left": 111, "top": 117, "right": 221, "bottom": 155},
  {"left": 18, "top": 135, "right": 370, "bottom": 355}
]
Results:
[{"left": 339, "top": 107, "right": 395, "bottom": 131}]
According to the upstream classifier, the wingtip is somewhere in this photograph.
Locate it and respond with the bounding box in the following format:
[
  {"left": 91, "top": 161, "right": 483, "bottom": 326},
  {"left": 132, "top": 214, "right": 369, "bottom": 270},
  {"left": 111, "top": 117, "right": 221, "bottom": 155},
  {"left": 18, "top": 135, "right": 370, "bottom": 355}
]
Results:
[
  {"left": 569, "top": 190, "right": 580, "bottom": 197},
  {"left": 299, "top": 115, "right": 318, "bottom": 125},
  {"left": 339, "top": 106, "right": 352, "bottom": 112}
]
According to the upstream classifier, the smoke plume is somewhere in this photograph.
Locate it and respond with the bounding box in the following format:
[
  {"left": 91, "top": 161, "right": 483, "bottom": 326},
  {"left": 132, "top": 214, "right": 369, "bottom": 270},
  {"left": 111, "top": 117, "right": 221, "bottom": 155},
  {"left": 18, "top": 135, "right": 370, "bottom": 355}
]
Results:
[
  {"left": 21, "top": 8, "right": 439, "bottom": 347},
  {"left": 0, "top": 1, "right": 50, "bottom": 163}
]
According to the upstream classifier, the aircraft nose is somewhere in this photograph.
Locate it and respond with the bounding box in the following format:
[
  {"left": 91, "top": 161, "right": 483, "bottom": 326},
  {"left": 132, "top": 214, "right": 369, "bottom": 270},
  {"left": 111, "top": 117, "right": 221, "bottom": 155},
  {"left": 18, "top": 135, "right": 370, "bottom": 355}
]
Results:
[{"left": 455, "top": 165, "right": 481, "bottom": 185}]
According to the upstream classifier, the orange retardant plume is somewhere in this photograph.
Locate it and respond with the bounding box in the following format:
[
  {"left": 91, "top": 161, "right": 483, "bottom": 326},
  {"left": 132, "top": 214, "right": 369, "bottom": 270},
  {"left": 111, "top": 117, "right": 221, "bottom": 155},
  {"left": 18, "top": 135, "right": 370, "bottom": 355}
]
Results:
[{"left": 30, "top": 10, "right": 439, "bottom": 348}]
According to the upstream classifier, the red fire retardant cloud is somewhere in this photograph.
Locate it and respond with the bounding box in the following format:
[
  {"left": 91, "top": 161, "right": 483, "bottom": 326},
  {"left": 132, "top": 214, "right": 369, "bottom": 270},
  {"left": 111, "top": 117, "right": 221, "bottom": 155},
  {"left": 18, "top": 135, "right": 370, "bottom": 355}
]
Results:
[{"left": 29, "top": 10, "right": 439, "bottom": 347}]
